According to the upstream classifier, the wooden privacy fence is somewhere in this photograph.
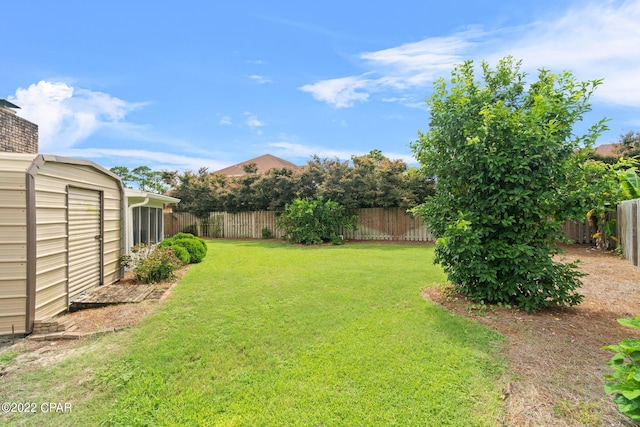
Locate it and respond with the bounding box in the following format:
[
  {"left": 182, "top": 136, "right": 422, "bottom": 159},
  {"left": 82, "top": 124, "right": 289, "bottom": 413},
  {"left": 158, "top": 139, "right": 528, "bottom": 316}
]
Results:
[
  {"left": 618, "top": 199, "right": 640, "bottom": 266},
  {"left": 561, "top": 220, "right": 596, "bottom": 245},
  {"left": 165, "top": 208, "right": 434, "bottom": 242},
  {"left": 164, "top": 208, "right": 601, "bottom": 244},
  {"left": 344, "top": 208, "right": 433, "bottom": 241}
]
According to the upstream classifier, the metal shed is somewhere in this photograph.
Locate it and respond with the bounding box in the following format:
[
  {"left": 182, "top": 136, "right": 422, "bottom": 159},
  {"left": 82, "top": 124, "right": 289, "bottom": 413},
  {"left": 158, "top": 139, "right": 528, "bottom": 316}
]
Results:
[{"left": 0, "top": 153, "right": 124, "bottom": 336}]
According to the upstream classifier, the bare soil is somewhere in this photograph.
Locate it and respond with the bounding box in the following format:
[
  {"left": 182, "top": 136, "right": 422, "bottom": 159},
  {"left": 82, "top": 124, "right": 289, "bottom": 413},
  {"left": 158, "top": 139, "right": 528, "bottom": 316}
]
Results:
[
  {"left": 424, "top": 244, "right": 640, "bottom": 426},
  {"left": 0, "top": 266, "right": 188, "bottom": 373}
]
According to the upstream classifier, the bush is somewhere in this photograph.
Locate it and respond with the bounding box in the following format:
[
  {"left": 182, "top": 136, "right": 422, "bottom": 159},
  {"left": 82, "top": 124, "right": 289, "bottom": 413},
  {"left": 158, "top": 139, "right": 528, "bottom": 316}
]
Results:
[
  {"left": 277, "top": 197, "right": 356, "bottom": 245},
  {"left": 261, "top": 227, "right": 273, "bottom": 239},
  {"left": 181, "top": 223, "right": 198, "bottom": 236},
  {"left": 160, "top": 233, "right": 207, "bottom": 263},
  {"left": 410, "top": 57, "right": 606, "bottom": 312},
  {"left": 175, "top": 238, "right": 206, "bottom": 263},
  {"left": 603, "top": 317, "right": 640, "bottom": 422},
  {"left": 134, "top": 247, "right": 182, "bottom": 283},
  {"left": 171, "top": 244, "right": 191, "bottom": 264}
]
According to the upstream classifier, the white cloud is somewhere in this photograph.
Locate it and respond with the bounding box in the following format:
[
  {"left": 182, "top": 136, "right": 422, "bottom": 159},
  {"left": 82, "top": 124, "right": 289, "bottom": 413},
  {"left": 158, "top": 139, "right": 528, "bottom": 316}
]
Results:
[
  {"left": 299, "top": 76, "right": 371, "bottom": 108},
  {"left": 300, "top": 1, "right": 640, "bottom": 109},
  {"left": 9, "top": 81, "right": 145, "bottom": 151},
  {"left": 247, "top": 75, "right": 272, "bottom": 84},
  {"left": 268, "top": 141, "right": 354, "bottom": 159},
  {"left": 61, "top": 148, "right": 228, "bottom": 172},
  {"left": 382, "top": 96, "right": 428, "bottom": 109},
  {"left": 268, "top": 141, "right": 418, "bottom": 165},
  {"left": 245, "top": 114, "right": 265, "bottom": 128},
  {"left": 490, "top": 1, "right": 640, "bottom": 108},
  {"left": 299, "top": 30, "right": 480, "bottom": 108},
  {"left": 360, "top": 31, "right": 477, "bottom": 73},
  {"left": 219, "top": 115, "right": 232, "bottom": 125}
]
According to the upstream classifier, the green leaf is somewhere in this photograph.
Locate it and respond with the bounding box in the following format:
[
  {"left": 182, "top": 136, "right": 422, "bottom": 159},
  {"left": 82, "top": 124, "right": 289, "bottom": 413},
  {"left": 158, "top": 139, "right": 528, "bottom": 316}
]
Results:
[
  {"left": 618, "top": 317, "right": 640, "bottom": 329},
  {"left": 622, "top": 389, "right": 640, "bottom": 400}
]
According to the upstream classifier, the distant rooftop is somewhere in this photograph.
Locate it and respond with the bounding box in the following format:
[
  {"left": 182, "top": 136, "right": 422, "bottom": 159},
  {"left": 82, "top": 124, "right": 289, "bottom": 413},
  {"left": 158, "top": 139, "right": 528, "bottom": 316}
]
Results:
[
  {"left": 214, "top": 154, "right": 304, "bottom": 176},
  {"left": 592, "top": 143, "right": 621, "bottom": 158}
]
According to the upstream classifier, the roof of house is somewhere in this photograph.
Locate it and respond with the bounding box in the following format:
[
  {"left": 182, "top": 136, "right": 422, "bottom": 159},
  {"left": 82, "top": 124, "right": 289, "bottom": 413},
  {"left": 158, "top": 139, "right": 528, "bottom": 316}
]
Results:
[
  {"left": 125, "top": 188, "right": 180, "bottom": 204},
  {"left": 0, "top": 99, "right": 20, "bottom": 110},
  {"left": 592, "top": 143, "right": 621, "bottom": 158},
  {"left": 213, "top": 153, "right": 303, "bottom": 176}
]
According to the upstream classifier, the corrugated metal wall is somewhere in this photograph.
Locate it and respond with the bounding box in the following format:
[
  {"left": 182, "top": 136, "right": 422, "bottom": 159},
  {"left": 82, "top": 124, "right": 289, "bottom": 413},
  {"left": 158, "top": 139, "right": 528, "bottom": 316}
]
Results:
[
  {"left": 0, "top": 154, "right": 124, "bottom": 335},
  {"left": 67, "top": 187, "right": 102, "bottom": 301},
  {"left": 0, "top": 154, "right": 32, "bottom": 334},
  {"left": 33, "top": 160, "right": 123, "bottom": 321}
]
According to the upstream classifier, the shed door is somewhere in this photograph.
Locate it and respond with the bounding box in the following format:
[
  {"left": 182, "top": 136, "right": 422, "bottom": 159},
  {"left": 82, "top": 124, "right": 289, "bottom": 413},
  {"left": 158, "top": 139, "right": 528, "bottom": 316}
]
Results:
[{"left": 68, "top": 187, "right": 102, "bottom": 302}]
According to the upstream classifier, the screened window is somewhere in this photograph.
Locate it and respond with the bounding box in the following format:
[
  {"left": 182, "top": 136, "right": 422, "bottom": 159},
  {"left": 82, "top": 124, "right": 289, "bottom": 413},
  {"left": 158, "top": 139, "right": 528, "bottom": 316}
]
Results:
[
  {"left": 133, "top": 207, "right": 140, "bottom": 245},
  {"left": 132, "top": 206, "right": 163, "bottom": 246}
]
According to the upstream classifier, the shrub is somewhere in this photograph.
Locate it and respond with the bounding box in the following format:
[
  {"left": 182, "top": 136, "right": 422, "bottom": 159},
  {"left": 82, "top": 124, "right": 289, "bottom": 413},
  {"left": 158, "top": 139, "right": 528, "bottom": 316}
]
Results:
[
  {"left": 172, "top": 232, "right": 196, "bottom": 240},
  {"left": 119, "top": 254, "right": 133, "bottom": 270},
  {"left": 410, "top": 57, "right": 606, "bottom": 312},
  {"left": 171, "top": 244, "right": 191, "bottom": 264},
  {"left": 261, "top": 227, "right": 273, "bottom": 239},
  {"left": 603, "top": 317, "right": 640, "bottom": 422},
  {"left": 277, "top": 197, "right": 356, "bottom": 245},
  {"left": 134, "top": 247, "right": 182, "bottom": 283},
  {"left": 175, "top": 238, "right": 206, "bottom": 263},
  {"left": 195, "top": 236, "right": 208, "bottom": 255},
  {"left": 181, "top": 223, "right": 198, "bottom": 236},
  {"left": 161, "top": 233, "right": 207, "bottom": 263}
]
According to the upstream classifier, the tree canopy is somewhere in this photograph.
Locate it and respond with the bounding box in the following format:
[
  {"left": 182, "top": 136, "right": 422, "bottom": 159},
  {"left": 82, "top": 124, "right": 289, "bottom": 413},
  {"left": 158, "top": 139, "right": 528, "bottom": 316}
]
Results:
[
  {"left": 411, "top": 56, "right": 608, "bottom": 312},
  {"left": 165, "top": 151, "right": 434, "bottom": 217},
  {"left": 110, "top": 165, "right": 167, "bottom": 194},
  {"left": 618, "top": 131, "right": 640, "bottom": 158}
]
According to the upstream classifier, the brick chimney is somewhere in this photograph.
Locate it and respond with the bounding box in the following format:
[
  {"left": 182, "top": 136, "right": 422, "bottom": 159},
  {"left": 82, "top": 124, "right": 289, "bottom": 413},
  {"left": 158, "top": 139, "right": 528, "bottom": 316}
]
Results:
[{"left": 0, "top": 99, "right": 38, "bottom": 154}]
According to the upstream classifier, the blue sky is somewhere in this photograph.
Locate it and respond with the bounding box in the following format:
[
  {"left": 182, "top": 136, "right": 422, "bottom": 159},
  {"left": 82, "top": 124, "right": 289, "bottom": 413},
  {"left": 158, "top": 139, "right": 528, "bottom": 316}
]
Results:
[{"left": 3, "top": 0, "right": 640, "bottom": 172}]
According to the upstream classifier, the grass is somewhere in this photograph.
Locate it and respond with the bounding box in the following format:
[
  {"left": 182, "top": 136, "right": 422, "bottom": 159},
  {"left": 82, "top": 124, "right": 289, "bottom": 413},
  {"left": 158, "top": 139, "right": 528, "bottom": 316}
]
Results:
[
  {"left": 0, "top": 350, "right": 18, "bottom": 366},
  {"left": 2, "top": 240, "right": 507, "bottom": 426}
]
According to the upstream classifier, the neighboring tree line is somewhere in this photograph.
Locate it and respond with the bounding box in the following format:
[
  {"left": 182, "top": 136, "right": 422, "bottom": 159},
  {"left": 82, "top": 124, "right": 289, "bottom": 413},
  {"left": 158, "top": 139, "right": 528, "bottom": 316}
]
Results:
[
  {"left": 154, "top": 151, "right": 435, "bottom": 217},
  {"left": 588, "top": 130, "right": 640, "bottom": 164},
  {"left": 110, "top": 165, "right": 167, "bottom": 194}
]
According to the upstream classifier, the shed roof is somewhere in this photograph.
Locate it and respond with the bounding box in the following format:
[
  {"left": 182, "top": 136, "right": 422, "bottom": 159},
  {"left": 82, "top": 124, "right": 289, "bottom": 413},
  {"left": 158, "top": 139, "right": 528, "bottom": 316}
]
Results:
[{"left": 0, "top": 153, "right": 123, "bottom": 184}]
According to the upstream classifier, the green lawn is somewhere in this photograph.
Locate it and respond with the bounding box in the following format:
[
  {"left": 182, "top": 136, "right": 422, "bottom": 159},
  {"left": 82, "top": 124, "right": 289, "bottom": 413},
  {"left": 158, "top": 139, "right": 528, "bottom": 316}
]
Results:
[{"left": 2, "top": 240, "right": 506, "bottom": 426}]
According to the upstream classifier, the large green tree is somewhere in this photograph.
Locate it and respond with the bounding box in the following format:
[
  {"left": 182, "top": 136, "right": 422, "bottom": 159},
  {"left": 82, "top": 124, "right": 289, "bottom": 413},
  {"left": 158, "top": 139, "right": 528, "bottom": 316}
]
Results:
[
  {"left": 411, "top": 57, "right": 607, "bottom": 312},
  {"left": 618, "top": 130, "right": 640, "bottom": 158},
  {"left": 166, "top": 151, "right": 433, "bottom": 215},
  {"left": 110, "top": 165, "right": 167, "bottom": 194}
]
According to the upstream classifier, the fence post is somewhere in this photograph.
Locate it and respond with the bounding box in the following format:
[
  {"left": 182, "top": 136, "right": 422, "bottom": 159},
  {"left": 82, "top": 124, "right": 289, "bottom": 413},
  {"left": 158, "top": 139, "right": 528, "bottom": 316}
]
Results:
[{"left": 633, "top": 203, "right": 638, "bottom": 266}]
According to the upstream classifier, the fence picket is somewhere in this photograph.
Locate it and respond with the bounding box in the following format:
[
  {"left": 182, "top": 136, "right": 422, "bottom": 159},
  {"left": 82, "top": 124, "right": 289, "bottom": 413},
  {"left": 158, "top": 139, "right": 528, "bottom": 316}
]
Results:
[
  {"left": 164, "top": 207, "right": 612, "bottom": 248},
  {"left": 615, "top": 200, "right": 640, "bottom": 266}
]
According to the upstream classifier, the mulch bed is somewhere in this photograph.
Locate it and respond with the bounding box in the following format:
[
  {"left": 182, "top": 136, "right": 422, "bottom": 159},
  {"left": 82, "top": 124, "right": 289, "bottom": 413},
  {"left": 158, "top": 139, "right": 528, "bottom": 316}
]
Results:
[{"left": 423, "top": 244, "right": 640, "bottom": 426}]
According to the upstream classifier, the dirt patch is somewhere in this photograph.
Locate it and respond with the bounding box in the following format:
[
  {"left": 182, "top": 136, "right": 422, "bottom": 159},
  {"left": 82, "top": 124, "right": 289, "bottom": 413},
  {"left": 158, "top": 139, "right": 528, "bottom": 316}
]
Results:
[
  {"left": 423, "top": 244, "right": 640, "bottom": 426},
  {"left": 57, "top": 265, "right": 188, "bottom": 333},
  {"left": 0, "top": 266, "right": 188, "bottom": 376}
]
